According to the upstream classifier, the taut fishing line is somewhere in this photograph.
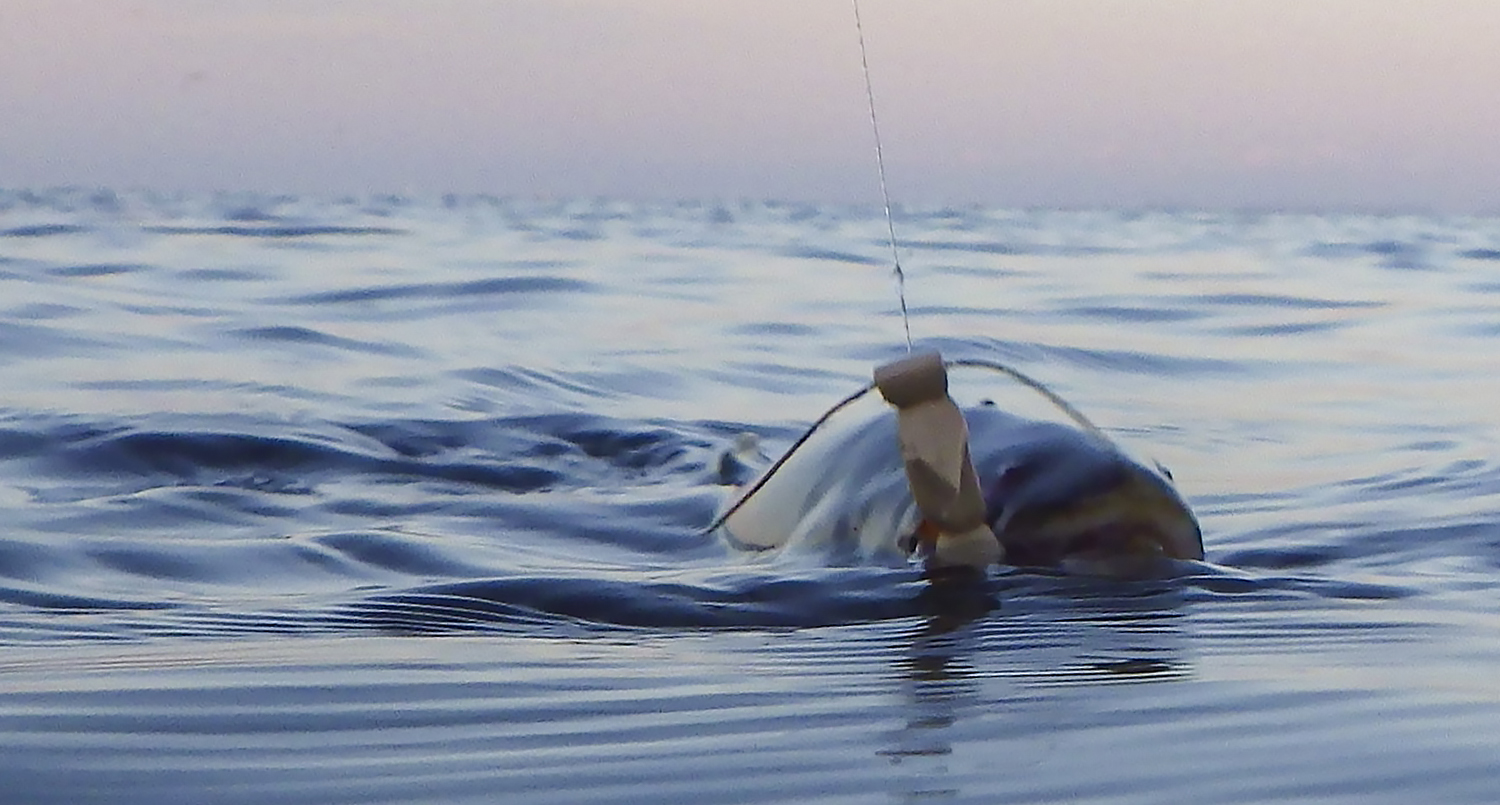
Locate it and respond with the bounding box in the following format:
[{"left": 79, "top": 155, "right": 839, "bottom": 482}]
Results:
[{"left": 851, "top": 0, "right": 912, "bottom": 352}]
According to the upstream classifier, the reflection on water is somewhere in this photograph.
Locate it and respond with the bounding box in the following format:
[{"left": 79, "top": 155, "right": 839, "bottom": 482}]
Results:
[
  {"left": 883, "top": 576, "right": 1195, "bottom": 802},
  {"left": 885, "top": 612, "right": 985, "bottom": 802}
]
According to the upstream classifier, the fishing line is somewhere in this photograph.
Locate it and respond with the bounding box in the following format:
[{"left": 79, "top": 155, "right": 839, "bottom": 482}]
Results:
[
  {"left": 851, "top": 0, "right": 912, "bottom": 352},
  {"left": 702, "top": 360, "right": 1119, "bottom": 536}
]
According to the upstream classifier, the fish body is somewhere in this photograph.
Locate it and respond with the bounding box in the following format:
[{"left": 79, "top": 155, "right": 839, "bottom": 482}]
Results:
[{"left": 719, "top": 402, "right": 1203, "bottom": 576}]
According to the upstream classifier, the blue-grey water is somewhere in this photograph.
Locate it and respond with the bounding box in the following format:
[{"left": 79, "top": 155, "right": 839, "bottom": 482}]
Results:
[{"left": 3, "top": 188, "right": 1499, "bottom": 803}]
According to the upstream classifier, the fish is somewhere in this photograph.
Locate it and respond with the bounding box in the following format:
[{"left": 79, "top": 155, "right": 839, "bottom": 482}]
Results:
[{"left": 716, "top": 400, "right": 1203, "bottom": 577}]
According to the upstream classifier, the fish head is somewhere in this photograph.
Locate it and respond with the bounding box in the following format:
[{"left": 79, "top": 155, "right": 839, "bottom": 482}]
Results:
[{"left": 973, "top": 422, "right": 1203, "bottom": 572}]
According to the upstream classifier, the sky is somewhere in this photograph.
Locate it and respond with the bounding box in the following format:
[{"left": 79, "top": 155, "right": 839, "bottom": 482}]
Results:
[{"left": 2, "top": 0, "right": 1497, "bottom": 212}]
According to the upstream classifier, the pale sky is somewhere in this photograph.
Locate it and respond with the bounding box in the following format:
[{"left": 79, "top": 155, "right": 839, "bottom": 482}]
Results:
[{"left": 2, "top": 1, "right": 1496, "bottom": 212}]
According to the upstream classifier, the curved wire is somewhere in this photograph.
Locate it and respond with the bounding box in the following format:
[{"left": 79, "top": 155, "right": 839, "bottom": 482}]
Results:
[
  {"left": 701, "top": 380, "right": 876, "bottom": 535},
  {"left": 944, "top": 357, "right": 1114, "bottom": 447}
]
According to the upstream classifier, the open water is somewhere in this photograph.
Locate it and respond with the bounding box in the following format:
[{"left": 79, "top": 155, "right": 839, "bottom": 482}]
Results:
[{"left": 2, "top": 188, "right": 1499, "bottom": 803}]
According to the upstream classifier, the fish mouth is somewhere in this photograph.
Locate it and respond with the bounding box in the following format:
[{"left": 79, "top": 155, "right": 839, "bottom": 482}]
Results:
[
  {"left": 1050, "top": 518, "right": 1199, "bottom": 563},
  {"left": 990, "top": 469, "right": 1204, "bottom": 569}
]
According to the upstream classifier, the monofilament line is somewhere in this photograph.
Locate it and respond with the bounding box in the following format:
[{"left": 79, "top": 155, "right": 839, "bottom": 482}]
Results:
[{"left": 851, "top": 0, "right": 913, "bottom": 352}]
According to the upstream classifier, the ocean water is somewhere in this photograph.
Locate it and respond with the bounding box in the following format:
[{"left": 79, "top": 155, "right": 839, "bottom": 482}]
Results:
[{"left": 2, "top": 188, "right": 1499, "bottom": 803}]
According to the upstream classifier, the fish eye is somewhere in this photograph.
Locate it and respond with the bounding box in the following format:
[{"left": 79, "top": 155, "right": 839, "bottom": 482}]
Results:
[
  {"left": 985, "top": 462, "right": 1038, "bottom": 522},
  {"left": 991, "top": 463, "right": 1034, "bottom": 490}
]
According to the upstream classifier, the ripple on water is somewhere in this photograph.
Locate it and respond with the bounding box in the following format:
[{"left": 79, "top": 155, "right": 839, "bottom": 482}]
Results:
[{"left": 4, "top": 195, "right": 1500, "bottom": 802}]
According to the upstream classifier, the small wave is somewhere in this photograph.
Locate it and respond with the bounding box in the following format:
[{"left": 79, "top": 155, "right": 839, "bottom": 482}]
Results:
[
  {"left": 27, "top": 421, "right": 572, "bottom": 502},
  {"left": 0, "top": 223, "right": 90, "bottom": 238},
  {"left": 218, "top": 204, "right": 282, "bottom": 222},
  {"left": 281, "top": 276, "right": 593, "bottom": 306},
  {"left": 174, "top": 267, "right": 266, "bottom": 281},
  {"left": 142, "top": 224, "right": 405, "bottom": 238},
  {"left": 308, "top": 530, "right": 501, "bottom": 578},
  {"left": 1218, "top": 321, "right": 1345, "bottom": 336},
  {"left": 1215, "top": 545, "right": 1346, "bottom": 570},
  {"left": 726, "top": 321, "right": 822, "bottom": 338},
  {"left": 344, "top": 570, "right": 965, "bottom": 631},
  {"left": 47, "top": 263, "right": 147, "bottom": 278},
  {"left": 231, "top": 325, "right": 426, "bottom": 357},
  {"left": 702, "top": 360, "right": 850, "bottom": 395},
  {"left": 458, "top": 365, "right": 623, "bottom": 403},
  {"left": 1063, "top": 304, "right": 1203, "bottom": 324},
  {"left": 906, "top": 238, "right": 1022, "bottom": 255},
  {"left": 5, "top": 302, "right": 83, "bottom": 320},
  {"left": 1306, "top": 239, "right": 1431, "bottom": 270},
  {"left": 0, "top": 320, "right": 113, "bottom": 358},
  {"left": 780, "top": 246, "right": 884, "bottom": 265},
  {"left": 53, "top": 429, "right": 364, "bottom": 477},
  {"left": 1183, "top": 562, "right": 1417, "bottom": 602},
  {"left": 1190, "top": 291, "right": 1384, "bottom": 310},
  {"left": 325, "top": 564, "right": 1226, "bottom": 636},
  {"left": 906, "top": 238, "right": 1129, "bottom": 257},
  {"left": 0, "top": 582, "right": 179, "bottom": 612},
  {"left": 1037, "top": 343, "right": 1241, "bottom": 376},
  {"left": 547, "top": 226, "right": 604, "bottom": 241}
]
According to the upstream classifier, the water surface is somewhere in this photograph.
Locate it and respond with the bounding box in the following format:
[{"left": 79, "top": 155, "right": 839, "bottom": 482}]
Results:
[{"left": 2, "top": 189, "right": 1499, "bottom": 803}]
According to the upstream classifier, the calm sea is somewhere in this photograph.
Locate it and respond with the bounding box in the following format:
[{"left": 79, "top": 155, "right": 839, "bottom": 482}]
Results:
[{"left": 2, "top": 188, "right": 1499, "bottom": 803}]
